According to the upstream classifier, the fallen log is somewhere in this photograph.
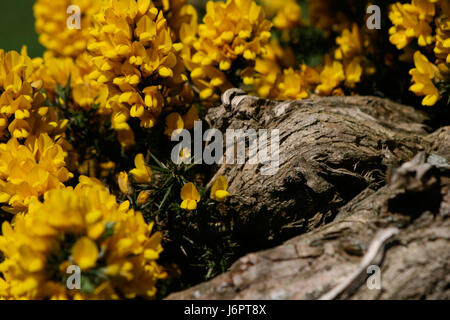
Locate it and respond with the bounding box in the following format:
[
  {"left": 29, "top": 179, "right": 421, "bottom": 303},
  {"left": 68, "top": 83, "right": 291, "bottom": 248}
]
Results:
[
  {"left": 205, "top": 92, "right": 433, "bottom": 247},
  {"left": 168, "top": 151, "right": 450, "bottom": 299}
]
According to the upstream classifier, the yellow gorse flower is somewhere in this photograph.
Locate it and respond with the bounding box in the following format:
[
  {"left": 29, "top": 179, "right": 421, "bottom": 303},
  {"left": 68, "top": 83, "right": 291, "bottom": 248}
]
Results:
[
  {"left": 0, "top": 48, "right": 68, "bottom": 141},
  {"left": 253, "top": 39, "right": 311, "bottom": 100},
  {"left": 388, "top": 1, "right": 435, "bottom": 49},
  {"left": 152, "top": 0, "right": 196, "bottom": 39},
  {"left": 314, "top": 23, "right": 369, "bottom": 95},
  {"left": 33, "top": 1, "right": 108, "bottom": 113},
  {"left": 436, "top": 19, "right": 450, "bottom": 65},
  {"left": 118, "top": 171, "right": 131, "bottom": 194},
  {"left": 272, "top": 1, "right": 302, "bottom": 31},
  {"left": 181, "top": 0, "right": 272, "bottom": 102},
  {"left": 434, "top": 3, "right": 450, "bottom": 72},
  {"left": 164, "top": 112, "right": 184, "bottom": 137},
  {"left": 34, "top": 0, "right": 102, "bottom": 57},
  {"left": 72, "top": 237, "right": 99, "bottom": 270},
  {"left": 87, "top": 0, "right": 189, "bottom": 147},
  {"left": 277, "top": 68, "right": 309, "bottom": 100},
  {"left": 136, "top": 190, "right": 151, "bottom": 205},
  {"left": 210, "top": 175, "right": 230, "bottom": 202},
  {"left": 261, "top": 0, "right": 302, "bottom": 31},
  {"left": 32, "top": 52, "right": 109, "bottom": 111},
  {"left": 335, "top": 24, "right": 362, "bottom": 60},
  {"left": 254, "top": 52, "right": 281, "bottom": 98},
  {"left": 344, "top": 57, "right": 363, "bottom": 87},
  {"left": 316, "top": 59, "right": 345, "bottom": 95},
  {"left": 180, "top": 182, "right": 200, "bottom": 210},
  {"left": 0, "top": 177, "right": 166, "bottom": 300},
  {"left": 0, "top": 133, "right": 73, "bottom": 214},
  {"left": 409, "top": 51, "right": 440, "bottom": 106},
  {"left": 182, "top": 106, "right": 199, "bottom": 130},
  {"left": 129, "top": 153, "right": 153, "bottom": 183},
  {"left": 389, "top": 0, "right": 449, "bottom": 106},
  {"left": 254, "top": 22, "right": 367, "bottom": 100}
]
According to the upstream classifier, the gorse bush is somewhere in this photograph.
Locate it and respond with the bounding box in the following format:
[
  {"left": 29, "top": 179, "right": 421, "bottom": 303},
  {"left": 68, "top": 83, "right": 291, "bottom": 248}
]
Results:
[
  {"left": 0, "top": 0, "right": 448, "bottom": 299},
  {"left": 0, "top": 177, "right": 166, "bottom": 299}
]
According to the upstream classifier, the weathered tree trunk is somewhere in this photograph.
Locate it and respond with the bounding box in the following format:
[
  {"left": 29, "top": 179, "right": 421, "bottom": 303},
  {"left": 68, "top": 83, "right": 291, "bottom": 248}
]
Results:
[
  {"left": 167, "top": 91, "right": 450, "bottom": 300},
  {"left": 206, "top": 92, "right": 433, "bottom": 246}
]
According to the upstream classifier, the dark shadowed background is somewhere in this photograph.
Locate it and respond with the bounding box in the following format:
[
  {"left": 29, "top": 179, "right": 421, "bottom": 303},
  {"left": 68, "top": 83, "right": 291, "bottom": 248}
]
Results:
[{"left": 0, "top": 0, "right": 44, "bottom": 57}]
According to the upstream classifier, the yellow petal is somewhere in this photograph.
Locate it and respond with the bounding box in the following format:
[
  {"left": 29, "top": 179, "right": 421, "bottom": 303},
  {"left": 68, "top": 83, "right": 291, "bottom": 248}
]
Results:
[
  {"left": 72, "top": 237, "right": 99, "bottom": 270},
  {"left": 187, "top": 199, "right": 197, "bottom": 210},
  {"left": 181, "top": 182, "right": 200, "bottom": 202},
  {"left": 88, "top": 223, "right": 106, "bottom": 240},
  {"left": 118, "top": 171, "right": 131, "bottom": 194},
  {"left": 210, "top": 175, "right": 229, "bottom": 200},
  {"left": 214, "top": 190, "right": 230, "bottom": 202}
]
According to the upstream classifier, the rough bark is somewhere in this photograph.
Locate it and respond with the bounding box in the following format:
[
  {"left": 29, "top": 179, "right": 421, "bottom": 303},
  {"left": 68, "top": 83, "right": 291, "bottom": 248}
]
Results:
[
  {"left": 166, "top": 91, "right": 450, "bottom": 300},
  {"left": 206, "top": 92, "right": 433, "bottom": 246},
  {"left": 168, "top": 152, "right": 450, "bottom": 300}
]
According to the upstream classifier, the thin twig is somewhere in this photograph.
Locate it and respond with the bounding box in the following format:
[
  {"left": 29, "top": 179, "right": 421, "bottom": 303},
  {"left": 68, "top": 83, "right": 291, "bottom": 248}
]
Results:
[{"left": 319, "top": 227, "right": 399, "bottom": 300}]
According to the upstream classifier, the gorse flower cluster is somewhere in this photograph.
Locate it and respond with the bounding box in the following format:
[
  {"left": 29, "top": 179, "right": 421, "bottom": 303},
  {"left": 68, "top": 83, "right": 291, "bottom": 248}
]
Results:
[
  {"left": 252, "top": 5, "right": 370, "bottom": 99},
  {"left": 34, "top": 52, "right": 109, "bottom": 111},
  {"left": 34, "top": 0, "right": 101, "bottom": 58},
  {"left": 87, "top": 0, "right": 189, "bottom": 147},
  {"left": 254, "top": 0, "right": 449, "bottom": 105},
  {"left": 0, "top": 134, "right": 72, "bottom": 214},
  {"left": 181, "top": 0, "right": 272, "bottom": 102},
  {"left": 34, "top": 0, "right": 109, "bottom": 112},
  {"left": 0, "top": 48, "right": 67, "bottom": 141},
  {"left": 389, "top": 0, "right": 449, "bottom": 105},
  {"left": 0, "top": 177, "right": 166, "bottom": 299},
  {"left": 179, "top": 176, "right": 230, "bottom": 210},
  {"left": 317, "top": 23, "right": 376, "bottom": 95},
  {"left": 261, "top": 0, "right": 302, "bottom": 31},
  {"left": 389, "top": 0, "right": 437, "bottom": 49},
  {"left": 0, "top": 0, "right": 448, "bottom": 300}
]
